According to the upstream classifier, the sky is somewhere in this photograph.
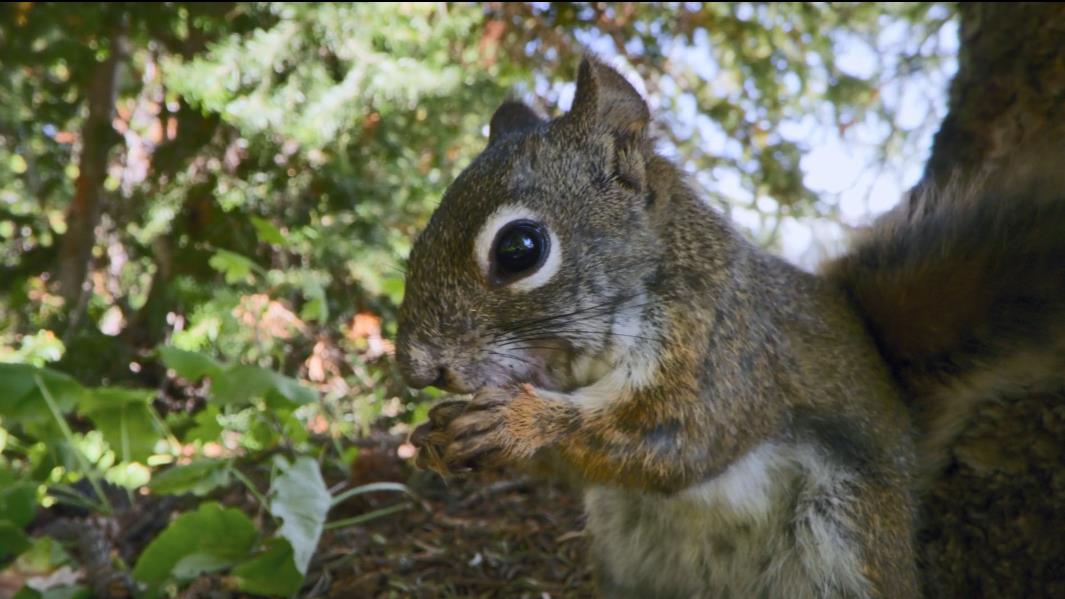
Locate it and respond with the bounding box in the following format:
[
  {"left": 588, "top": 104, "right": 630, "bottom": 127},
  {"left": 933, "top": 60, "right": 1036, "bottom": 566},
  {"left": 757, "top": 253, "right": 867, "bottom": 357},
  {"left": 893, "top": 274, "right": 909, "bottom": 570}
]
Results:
[{"left": 527, "top": 8, "right": 959, "bottom": 269}]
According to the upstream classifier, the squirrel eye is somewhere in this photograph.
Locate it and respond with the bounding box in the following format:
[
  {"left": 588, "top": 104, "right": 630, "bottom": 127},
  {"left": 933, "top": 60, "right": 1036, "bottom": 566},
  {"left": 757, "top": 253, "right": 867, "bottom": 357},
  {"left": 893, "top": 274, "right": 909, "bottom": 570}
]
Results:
[{"left": 492, "top": 220, "right": 549, "bottom": 282}]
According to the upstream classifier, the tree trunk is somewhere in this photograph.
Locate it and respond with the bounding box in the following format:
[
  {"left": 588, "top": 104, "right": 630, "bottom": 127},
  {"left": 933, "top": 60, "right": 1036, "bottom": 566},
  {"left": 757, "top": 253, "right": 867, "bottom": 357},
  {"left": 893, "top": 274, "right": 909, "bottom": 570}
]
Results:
[
  {"left": 922, "top": 3, "right": 1065, "bottom": 184},
  {"left": 917, "top": 4, "right": 1065, "bottom": 597},
  {"left": 56, "top": 34, "right": 124, "bottom": 314}
]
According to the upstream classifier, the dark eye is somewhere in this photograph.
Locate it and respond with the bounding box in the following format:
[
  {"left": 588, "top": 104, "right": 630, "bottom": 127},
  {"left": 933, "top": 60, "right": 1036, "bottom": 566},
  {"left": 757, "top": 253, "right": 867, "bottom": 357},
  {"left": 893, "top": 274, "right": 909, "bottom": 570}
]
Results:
[{"left": 492, "top": 219, "right": 549, "bottom": 282}]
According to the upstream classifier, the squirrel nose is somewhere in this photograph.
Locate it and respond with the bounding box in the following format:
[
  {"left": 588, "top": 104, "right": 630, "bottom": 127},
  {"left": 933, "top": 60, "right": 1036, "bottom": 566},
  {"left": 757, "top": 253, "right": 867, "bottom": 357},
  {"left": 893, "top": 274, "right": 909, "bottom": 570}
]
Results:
[
  {"left": 395, "top": 335, "right": 473, "bottom": 392},
  {"left": 406, "top": 366, "right": 448, "bottom": 390},
  {"left": 407, "top": 364, "right": 472, "bottom": 394}
]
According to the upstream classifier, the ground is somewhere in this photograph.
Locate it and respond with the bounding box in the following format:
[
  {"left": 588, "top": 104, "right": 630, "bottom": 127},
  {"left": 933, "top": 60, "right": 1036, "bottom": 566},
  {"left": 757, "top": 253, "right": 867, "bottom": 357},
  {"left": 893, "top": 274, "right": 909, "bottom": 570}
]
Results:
[
  {"left": 320, "top": 445, "right": 595, "bottom": 599},
  {"left": 10, "top": 392, "right": 1065, "bottom": 598},
  {"left": 8, "top": 432, "right": 594, "bottom": 599}
]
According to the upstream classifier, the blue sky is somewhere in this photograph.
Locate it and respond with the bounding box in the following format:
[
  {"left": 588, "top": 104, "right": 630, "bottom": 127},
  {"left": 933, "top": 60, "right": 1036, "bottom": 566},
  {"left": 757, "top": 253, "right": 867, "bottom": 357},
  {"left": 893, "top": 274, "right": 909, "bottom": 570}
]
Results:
[{"left": 524, "top": 10, "right": 959, "bottom": 268}]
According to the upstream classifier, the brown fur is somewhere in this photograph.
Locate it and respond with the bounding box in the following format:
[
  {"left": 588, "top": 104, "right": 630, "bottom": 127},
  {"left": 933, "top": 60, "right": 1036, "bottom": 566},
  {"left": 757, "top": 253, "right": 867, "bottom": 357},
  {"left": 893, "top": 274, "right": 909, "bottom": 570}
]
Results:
[
  {"left": 825, "top": 160, "right": 1065, "bottom": 480},
  {"left": 399, "top": 57, "right": 1063, "bottom": 598}
]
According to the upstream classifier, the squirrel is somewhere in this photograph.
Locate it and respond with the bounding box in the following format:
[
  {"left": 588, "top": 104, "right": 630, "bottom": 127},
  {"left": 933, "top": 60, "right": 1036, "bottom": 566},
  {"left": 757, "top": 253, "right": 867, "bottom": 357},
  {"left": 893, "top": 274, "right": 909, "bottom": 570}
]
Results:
[{"left": 395, "top": 56, "right": 1065, "bottom": 598}]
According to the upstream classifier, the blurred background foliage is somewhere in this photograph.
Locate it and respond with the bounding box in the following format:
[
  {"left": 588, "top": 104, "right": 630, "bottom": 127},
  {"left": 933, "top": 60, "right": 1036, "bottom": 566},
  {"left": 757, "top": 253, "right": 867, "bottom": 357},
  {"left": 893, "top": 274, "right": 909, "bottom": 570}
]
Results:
[{"left": 0, "top": 2, "right": 957, "bottom": 596}]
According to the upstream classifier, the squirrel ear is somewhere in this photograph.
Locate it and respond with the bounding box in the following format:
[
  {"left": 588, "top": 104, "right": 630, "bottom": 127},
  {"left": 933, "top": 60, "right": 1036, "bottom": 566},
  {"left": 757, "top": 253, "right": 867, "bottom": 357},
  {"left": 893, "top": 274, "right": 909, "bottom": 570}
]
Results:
[
  {"left": 569, "top": 55, "right": 649, "bottom": 135},
  {"left": 489, "top": 101, "right": 545, "bottom": 145}
]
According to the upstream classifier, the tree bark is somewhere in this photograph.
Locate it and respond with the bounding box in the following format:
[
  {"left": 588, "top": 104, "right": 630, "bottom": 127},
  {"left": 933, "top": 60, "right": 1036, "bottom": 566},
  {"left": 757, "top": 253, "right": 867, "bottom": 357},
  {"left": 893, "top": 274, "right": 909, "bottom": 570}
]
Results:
[
  {"left": 917, "top": 4, "right": 1065, "bottom": 597},
  {"left": 922, "top": 3, "right": 1065, "bottom": 184},
  {"left": 56, "top": 33, "right": 124, "bottom": 313}
]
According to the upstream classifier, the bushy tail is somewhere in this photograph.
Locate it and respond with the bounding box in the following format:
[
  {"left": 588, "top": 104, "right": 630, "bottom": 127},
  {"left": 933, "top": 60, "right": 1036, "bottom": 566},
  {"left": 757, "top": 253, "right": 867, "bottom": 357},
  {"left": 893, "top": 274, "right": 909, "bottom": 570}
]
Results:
[{"left": 827, "top": 159, "right": 1065, "bottom": 478}]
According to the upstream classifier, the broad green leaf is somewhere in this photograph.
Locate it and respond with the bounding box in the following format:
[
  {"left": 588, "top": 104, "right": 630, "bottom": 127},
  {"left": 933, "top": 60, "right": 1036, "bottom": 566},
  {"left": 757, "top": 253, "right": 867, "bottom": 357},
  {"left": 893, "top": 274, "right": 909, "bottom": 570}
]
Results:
[
  {"left": 299, "top": 280, "right": 329, "bottom": 323},
  {"left": 0, "top": 364, "right": 85, "bottom": 440},
  {"left": 299, "top": 297, "right": 327, "bottom": 324},
  {"left": 211, "top": 365, "right": 275, "bottom": 406},
  {"left": 172, "top": 552, "right": 232, "bottom": 580},
  {"left": 14, "top": 536, "right": 75, "bottom": 572},
  {"left": 0, "top": 520, "right": 31, "bottom": 559},
  {"left": 269, "top": 456, "right": 330, "bottom": 575},
  {"left": 133, "top": 502, "right": 258, "bottom": 587},
  {"left": 381, "top": 276, "right": 405, "bottom": 305},
  {"left": 158, "top": 347, "right": 224, "bottom": 381},
  {"left": 0, "top": 470, "right": 38, "bottom": 527},
  {"left": 232, "top": 538, "right": 303, "bottom": 597},
  {"left": 184, "top": 404, "right": 223, "bottom": 443},
  {"left": 208, "top": 250, "right": 257, "bottom": 284},
  {"left": 78, "top": 388, "right": 160, "bottom": 463},
  {"left": 212, "top": 365, "right": 315, "bottom": 408},
  {"left": 149, "top": 460, "right": 231, "bottom": 497},
  {"left": 281, "top": 412, "right": 309, "bottom": 445},
  {"left": 250, "top": 216, "right": 286, "bottom": 246},
  {"left": 263, "top": 372, "right": 317, "bottom": 408},
  {"left": 246, "top": 414, "right": 280, "bottom": 451}
]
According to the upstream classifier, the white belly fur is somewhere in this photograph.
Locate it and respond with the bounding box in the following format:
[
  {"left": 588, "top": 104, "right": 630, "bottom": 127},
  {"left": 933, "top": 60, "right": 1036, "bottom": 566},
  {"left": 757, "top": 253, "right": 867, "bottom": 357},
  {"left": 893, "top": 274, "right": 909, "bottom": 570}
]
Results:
[{"left": 584, "top": 441, "right": 871, "bottom": 599}]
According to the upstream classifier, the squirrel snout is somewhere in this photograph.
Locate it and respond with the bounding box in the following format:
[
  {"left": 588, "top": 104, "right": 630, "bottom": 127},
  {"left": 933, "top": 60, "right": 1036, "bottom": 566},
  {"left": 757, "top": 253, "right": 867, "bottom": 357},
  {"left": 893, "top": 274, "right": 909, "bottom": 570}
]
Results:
[
  {"left": 396, "top": 340, "right": 469, "bottom": 393},
  {"left": 405, "top": 365, "right": 448, "bottom": 390}
]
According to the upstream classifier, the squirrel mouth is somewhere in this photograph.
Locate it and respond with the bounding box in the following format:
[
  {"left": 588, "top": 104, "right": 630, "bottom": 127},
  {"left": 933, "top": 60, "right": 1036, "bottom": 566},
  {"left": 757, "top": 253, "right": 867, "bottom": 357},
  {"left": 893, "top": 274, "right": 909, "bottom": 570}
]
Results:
[
  {"left": 486, "top": 340, "right": 583, "bottom": 393},
  {"left": 485, "top": 337, "right": 616, "bottom": 395},
  {"left": 520, "top": 349, "right": 614, "bottom": 394}
]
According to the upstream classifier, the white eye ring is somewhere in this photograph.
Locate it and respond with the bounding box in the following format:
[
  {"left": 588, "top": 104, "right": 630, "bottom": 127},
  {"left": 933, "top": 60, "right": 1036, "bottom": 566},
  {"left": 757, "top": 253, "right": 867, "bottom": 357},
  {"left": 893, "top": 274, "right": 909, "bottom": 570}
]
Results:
[{"left": 474, "top": 204, "right": 562, "bottom": 292}]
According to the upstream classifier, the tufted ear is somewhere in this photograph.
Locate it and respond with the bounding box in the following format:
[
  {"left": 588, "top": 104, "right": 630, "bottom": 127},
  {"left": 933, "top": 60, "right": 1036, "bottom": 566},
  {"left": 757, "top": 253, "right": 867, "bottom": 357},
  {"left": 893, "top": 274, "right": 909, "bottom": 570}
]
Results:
[
  {"left": 568, "top": 55, "right": 649, "bottom": 136},
  {"left": 488, "top": 101, "right": 546, "bottom": 146}
]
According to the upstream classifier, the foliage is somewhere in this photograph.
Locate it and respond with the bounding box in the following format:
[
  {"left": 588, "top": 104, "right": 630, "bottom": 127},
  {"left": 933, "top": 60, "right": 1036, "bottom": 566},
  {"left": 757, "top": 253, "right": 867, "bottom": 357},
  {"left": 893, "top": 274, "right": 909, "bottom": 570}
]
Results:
[{"left": 0, "top": 2, "right": 958, "bottom": 596}]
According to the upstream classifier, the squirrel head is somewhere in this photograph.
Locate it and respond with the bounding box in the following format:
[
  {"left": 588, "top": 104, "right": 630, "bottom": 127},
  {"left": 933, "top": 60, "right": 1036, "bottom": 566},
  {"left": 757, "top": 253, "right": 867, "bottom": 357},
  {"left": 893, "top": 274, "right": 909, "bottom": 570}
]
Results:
[{"left": 396, "top": 57, "right": 666, "bottom": 394}]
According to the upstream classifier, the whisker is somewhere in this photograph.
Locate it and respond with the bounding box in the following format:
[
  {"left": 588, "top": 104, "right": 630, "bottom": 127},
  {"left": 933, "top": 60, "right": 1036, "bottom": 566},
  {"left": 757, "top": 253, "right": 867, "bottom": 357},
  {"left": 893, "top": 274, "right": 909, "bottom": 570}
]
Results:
[
  {"left": 493, "top": 296, "right": 627, "bottom": 339},
  {"left": 493, "top": 293, "right": 649, "bottom": 336},
  {"left": 495, "top": 329, "right": 658, "bottom": 349},
  {"left": 489, "top": 344, "right": 567, "bottom": 353},
  {"left": 486, "top": 350, "right": 540, "bottom": 371},
  {"left": 597, "top": 256, "right": 660, "bottom": 277},
  {"left": 491, "top": 299, "right": 656, "bottom": 345}
]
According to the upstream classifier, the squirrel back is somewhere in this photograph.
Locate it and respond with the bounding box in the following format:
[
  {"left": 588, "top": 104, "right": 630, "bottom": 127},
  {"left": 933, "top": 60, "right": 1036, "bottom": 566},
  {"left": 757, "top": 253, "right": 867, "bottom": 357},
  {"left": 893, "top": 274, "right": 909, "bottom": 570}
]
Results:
[{"left": 826, "top": 157, "right": 1065, "bottom": 480}]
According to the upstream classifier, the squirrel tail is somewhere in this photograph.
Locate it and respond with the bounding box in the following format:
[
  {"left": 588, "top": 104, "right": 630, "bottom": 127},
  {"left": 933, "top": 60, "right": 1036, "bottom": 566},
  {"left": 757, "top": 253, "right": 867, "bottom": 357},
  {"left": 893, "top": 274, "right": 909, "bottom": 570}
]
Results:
[{"left": 826, "top": 154, "right": 1065, "bottom": 478}]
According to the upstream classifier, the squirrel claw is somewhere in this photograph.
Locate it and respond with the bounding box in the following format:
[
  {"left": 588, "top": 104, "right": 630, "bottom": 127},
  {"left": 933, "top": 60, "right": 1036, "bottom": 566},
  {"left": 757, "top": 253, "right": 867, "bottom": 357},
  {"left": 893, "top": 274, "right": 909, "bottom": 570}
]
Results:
[{"left": 411, "top": 390, "right": 515, "bottom": 475}]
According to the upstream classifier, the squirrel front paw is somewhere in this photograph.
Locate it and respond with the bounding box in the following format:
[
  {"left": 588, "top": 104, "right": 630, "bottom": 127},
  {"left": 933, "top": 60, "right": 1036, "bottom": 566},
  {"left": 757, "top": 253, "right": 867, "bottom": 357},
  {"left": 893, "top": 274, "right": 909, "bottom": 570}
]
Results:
[{"left": 410, "top": 385, "right": 554, "bottom": 475}]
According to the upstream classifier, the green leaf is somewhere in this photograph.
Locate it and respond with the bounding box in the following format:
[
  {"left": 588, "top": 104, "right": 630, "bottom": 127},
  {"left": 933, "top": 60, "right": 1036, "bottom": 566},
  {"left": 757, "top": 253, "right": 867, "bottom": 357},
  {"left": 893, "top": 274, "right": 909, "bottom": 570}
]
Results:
[
  {"left": 0, "top": 364, "right": 85, "bottom": 440},
  {"left": 184, "top": 404, "right": 223, "bottom": 443},
  {"left": 171, "top": 552, "right": 232, "bottom": 580},
  {"left": 158, "top": 346, "right": 224, "bottom": 381},
  {"left": 0, "top": 520, "right": 31, "bottom": 559},
  {"left": 133, "top": 502, "right": 258, "bottom": 588},
  {"left": 299, "top": 280, "right": 329, "bottom": 323},
  {"left": 149, "top": 460, "right": 231, "bottom": 497},
  {"left": 269, "top": 456, "right": 330, "bottom": 575},
  {"left": 210, "top": 365, "right": 274, "bottom": 405},
  {"left": 78, "top": 388, "right": 160, "bottom": 463},
  {"left": 250, "top": 216, "right": 286, "bottom": 246},
  {"left": 0, "top": 469, "right": 38, "bottom": 527},
  {"left": 14, "top": 536, "right": 75, "bottom": 572},
  {"left": 208, "top": 249, "right": 257, "bottom": 284},
  {"left": 13, "top": 586, "right": 92, "bottom": 599},
  {"left": 263, "top": 372, "right": 317, "bottom": 408},
  {"left": 232, "top": 538, "right": 303, "bottom": 597},
  {"left": 105, "top": 462, "right": 152, "bottom": 489},
  {"left": 380, "top": 276, "right": 405, "bottom": 305},
  {"left": 38, "top": 587, "right": 89, "bottom": 599},
  {"left": 330, "top": 482, "right": 413, "bottom": 508},
  {"left": 212, "top": 365, "right": 315, "bottom": 408},
  {"left": 299, "top": 297, "right": 327, "bottom": 324}
]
